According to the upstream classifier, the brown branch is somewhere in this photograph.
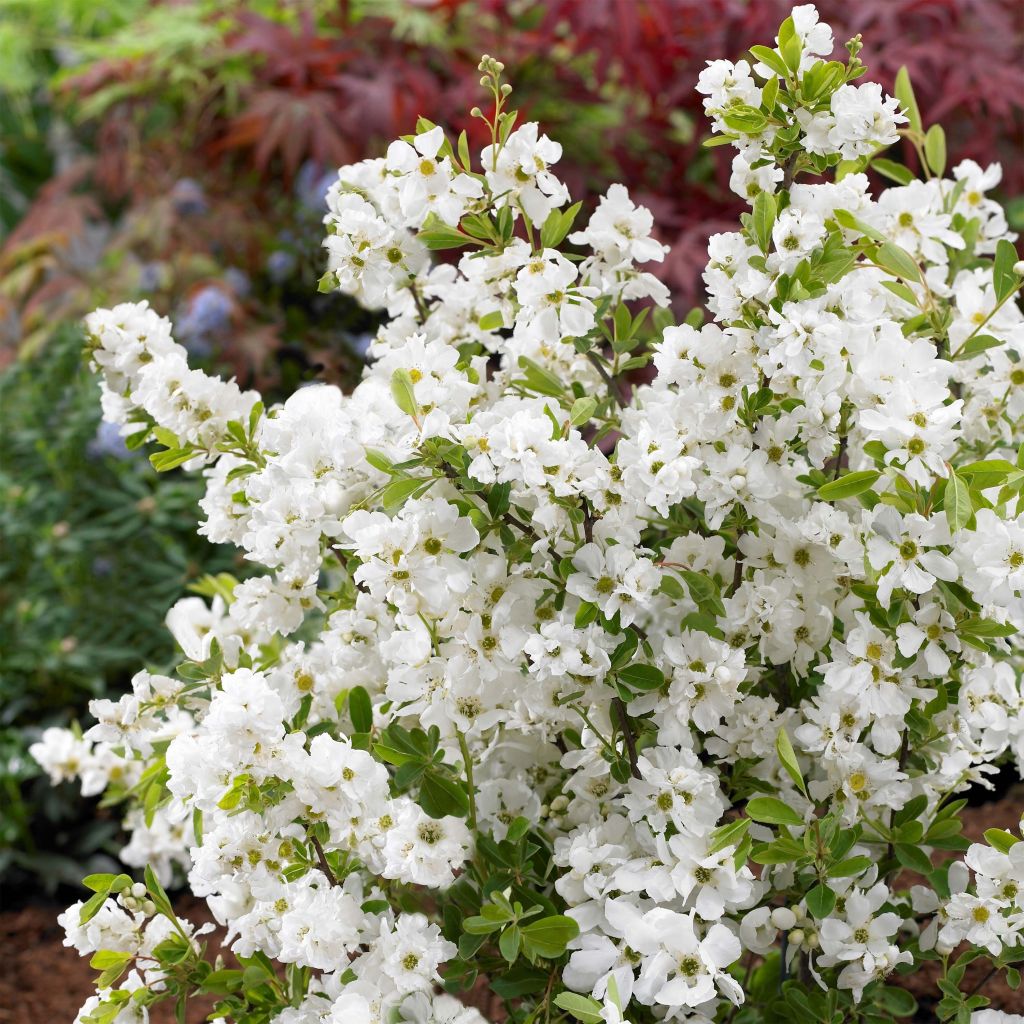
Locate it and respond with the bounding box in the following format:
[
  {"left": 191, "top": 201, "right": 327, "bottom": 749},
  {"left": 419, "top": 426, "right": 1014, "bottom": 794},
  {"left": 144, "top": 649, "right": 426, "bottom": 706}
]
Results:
[
  {"left": 613, "top": 696, "right": 641, "bottom": 779},
  {"left": 311, "top": 835, "right": 339, "bottom": 887},
  {"left": 586, "top": 349, "right": 627, "bottom": 409},
  {"left": 831, "top": 434, "right": 848, "bottom": 481}
]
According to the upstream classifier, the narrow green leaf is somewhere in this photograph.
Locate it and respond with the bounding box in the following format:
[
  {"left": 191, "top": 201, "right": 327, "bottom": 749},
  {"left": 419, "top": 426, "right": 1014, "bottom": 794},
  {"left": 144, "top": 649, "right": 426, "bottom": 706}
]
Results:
[
  {"left": 817, "top": 470, "right": 881, "bottom": 501},
  {"left": 746, "top": 797, "right": 804, "bottom": 827},
  {"left": 993, "top": 238, "right": 1020, "bottom": 304},
  {"left": 829, "top": 855, "right": 872, "bottom": 877},
  {"left": 776, "top": 728, "right": 807, "bottom": 796},
  {"left": 380, "top": 476, "right": 428, "bottom": 512},
  {"left": 876, "top": 241, "right": 921, "bottom": 283},
  {"left": 872, "top": 158, "right": 915, "bottom": 186},
  {"left": 953, "top": 334, "right": 1002, "bottom": 361},
  {"left": 894, "top": 67, "right": 922, "bottom": 134},
  {"left": 944, "top": 470, "right": 972, "bottom": 533},
  {"left": 924, "top": 124, "right": 946, "bottom": 177},
  {"left": 752, "top": 191, "right": 777, "bottom": 254},
  {"left": 749, "top": 45, "right": 790, "bottom": 78},
  {"left": 983, "top": 828, "right": 1019, "bottom": 854},
  {"left": 554, "top": 993, "right": 604, "bottom": 1024},
  {"left": 348, "top": 686, "right": 373, "bottom": 734},
  {"left": 390, "top": 368, "right": 420, "bottom": 420}
]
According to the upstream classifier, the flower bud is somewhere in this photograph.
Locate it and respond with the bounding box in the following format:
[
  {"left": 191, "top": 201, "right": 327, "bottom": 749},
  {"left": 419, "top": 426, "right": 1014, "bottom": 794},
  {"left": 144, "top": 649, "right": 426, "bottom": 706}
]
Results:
[{"left": 771, "top": 906, "right": 797, "bottom": 930}]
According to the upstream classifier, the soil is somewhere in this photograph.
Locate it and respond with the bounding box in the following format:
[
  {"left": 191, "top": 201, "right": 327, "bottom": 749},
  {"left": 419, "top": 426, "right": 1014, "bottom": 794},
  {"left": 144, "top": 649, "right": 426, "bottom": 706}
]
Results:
[{"left": 2, "top": 789, "right": 1022, "bottom": 1024}]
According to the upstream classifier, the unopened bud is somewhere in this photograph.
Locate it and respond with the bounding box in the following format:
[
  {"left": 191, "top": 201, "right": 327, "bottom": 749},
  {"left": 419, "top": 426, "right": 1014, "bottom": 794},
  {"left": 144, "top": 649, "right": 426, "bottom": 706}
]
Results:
[
  {"left": 500, "top": 83, "right": 513, "bottom": 96},
  {"left": 142, "top": 900, "right": 156, "bottom": 916},
  {"left": 771, "top": 907, "right": 797, "bottom": 930},
  {"left": 131, "top": 882, "right": 147, "bottom": 898},
  {"left": 789, "top": 928, "right": 805, "bottom": 946},
  {"left": 1013, "top": 260, "right": 1024, "bottom": 277}
]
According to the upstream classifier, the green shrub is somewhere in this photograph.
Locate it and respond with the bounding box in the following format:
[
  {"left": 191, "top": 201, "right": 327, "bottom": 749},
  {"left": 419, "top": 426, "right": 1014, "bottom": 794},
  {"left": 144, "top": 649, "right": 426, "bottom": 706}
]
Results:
[{"left": 0, "top": 325, "right": 241, "bottom": 890}]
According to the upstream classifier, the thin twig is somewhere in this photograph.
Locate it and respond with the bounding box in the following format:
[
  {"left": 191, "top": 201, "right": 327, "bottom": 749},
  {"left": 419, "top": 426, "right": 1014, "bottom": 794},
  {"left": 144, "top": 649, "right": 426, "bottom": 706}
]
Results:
[
  {"left": 831, "top": 434, "right": 848, "bottom": 481},
  {"left": 613, "top": 696, "right": 641, "bottom": 779},
  {"left": 311, "top": 835, "right": 339, "bottom": 887},
  {"left": 586, "top": 349, "right": 627, "bottom": 408}
]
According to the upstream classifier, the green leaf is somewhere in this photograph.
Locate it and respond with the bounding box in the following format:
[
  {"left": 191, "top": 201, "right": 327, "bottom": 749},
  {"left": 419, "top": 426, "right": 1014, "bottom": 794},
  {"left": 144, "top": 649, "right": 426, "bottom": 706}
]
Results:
[
  {"left": 752, "top": 191, "right": 777, "bottom": 254},
  {"left": 618, "top": 663, "right": 665, "bottom": 692},
  {"left": 348, "top": 686, "right": 373, "bottom": 734},
  {"left": 516, "top": 357, "right": 564, "bottom": 398},
  {"left": 833, "top": 209, "right": 887, "bottom": 243},
  {"left": 380, "top": 476, "right": 428, "bottom": 512},
  {"left": 924, "top": 124, "right": 946, "bottom": 178},
  {"left": 872, "top": 158, "right": 915, "bottom": 186},
  {"left": 959, "top": 617, "right": 1017, "bottom": 639},
  {"left": 79, "top": 890, "right": 108, "bottom": 925},
  {"left": 776, "top": 728, "right": 807, "bottom": 796},
  {"left": 749, "top": 45, "right": 790, "bottom": 78},
  {"left": 82, "top": 873, "right": 117, "bottom": 893},
  {"left": 569, "top": 397, "right": 598, "bottom": 427},
  {"left": 464, "top": 915, "right": 508, "bottom": 935},
  {"left": 499, "top": 925, "right": 522, "bottom": 963},
  {"left": 520, "top": 915, "right": 579, "bottom": 959},
  {"left": 540, "top": 201, "right": 582, "bottom": 248},
  {"left": 417, "top": 213, "right": 473, "bottom": 250},
  {"left": 708, "top": 818, "right": 751, "bottom": 856},
  {"left": 983, "top": 828, "right": 1019, "bottom": 854},
  {"left": 554, "top": 993, "right": 604, "bottom": 1024},
  {"left": 829, "top": 855, "right": 872, "bottom": 877},
  {"left": 418, "top": 770, "right": 470, "bottom": 819},
  {"left": 875, "top": 241, "right": 921, "bottom": 283},
  {"left": 457, "top": 130, "right": 472, "bottom": 172},
  {"left": 895, "top": 843, "right": 932, "bottom": 874},
  {"left": 877, "top": 986, "right": 917, "bottom": 1017},
  {"left": 373, "top": 743, "right": 417, "bottom": 767},
  {"left": 778, "top": 16, "right": 802, "bottom": 74},
  {"left": 365, "top": 448, "right": 396, "bottom": 475},
  {"left": 746, "top": 797, "right": 804, "bottom": 827},
  {"left": 881, "top": 280, "right": 919, "bottom": 307},
  {"left": 90, "top": 950, "right": 131, "bottom": 970},
  {"left": 817, "top": 469, "right": 881, "bottom": 501},
  {"left": 993, "top": 239, "right": 1020, "bottom": 304},
  {"left": 894, "top": 67, "right": 922, "bottom": 134},
  {"left": 722, "top": 104, "right": 768, "bottom": 134},
  {"left": 806, "top": 884, "right": 836, "bottom": 919},
  {"left": 610, "top": 631, "right": 640, "bottom": 671},
  {"left": 679, "top": 569, "right": 726, "bottom": 617},
  {"left": 390, "top": 368, "right": 420, "bottom": 420},
  {"left": 150, "top": 447, "right": 196, "bottom": 472},
  {"left": 953, "top": 334, "right": 1003, "bottom": 360},
  {"left": 944, "top": 470, "right": 972, "bottom": 533},
  {"left": 478, "top": 310, "right": 504, "bottom": 331}
]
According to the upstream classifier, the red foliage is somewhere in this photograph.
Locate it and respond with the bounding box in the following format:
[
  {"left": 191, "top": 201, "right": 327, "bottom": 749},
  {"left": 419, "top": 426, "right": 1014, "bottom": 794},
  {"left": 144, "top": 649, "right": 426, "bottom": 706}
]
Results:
[{"left": 55, "top": 0, "right": 1024, "bottom": 308}]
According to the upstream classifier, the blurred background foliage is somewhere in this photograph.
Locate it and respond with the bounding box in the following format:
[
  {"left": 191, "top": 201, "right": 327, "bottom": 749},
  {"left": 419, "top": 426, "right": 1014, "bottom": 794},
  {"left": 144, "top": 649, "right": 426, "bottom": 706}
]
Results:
[{"left": 1, "top": 0, "right": 1022, "bottom": 895}]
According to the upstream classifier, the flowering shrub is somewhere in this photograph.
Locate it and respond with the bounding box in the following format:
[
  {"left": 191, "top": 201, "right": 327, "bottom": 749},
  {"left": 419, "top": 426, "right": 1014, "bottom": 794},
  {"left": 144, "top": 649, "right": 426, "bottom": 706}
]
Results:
[{"left": 35, "top": 6, "right": 1024, "bottom": 1023}]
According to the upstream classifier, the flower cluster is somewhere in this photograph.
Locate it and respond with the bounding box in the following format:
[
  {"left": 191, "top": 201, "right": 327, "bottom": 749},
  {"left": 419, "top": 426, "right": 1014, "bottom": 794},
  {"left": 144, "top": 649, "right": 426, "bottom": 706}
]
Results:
[{"left": 34, "top": 10, "right": 1024, "bottom": 1024}]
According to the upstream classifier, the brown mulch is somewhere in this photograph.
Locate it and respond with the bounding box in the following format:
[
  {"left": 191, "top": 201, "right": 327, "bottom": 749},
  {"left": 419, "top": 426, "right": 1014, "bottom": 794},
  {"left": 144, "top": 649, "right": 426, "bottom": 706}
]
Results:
[
  {"left": 0, "top": 896, "right": 221, "bottom": 1024},
  {"left": 3, "top": 789, "right": 1022, "bottom": 1024}
]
